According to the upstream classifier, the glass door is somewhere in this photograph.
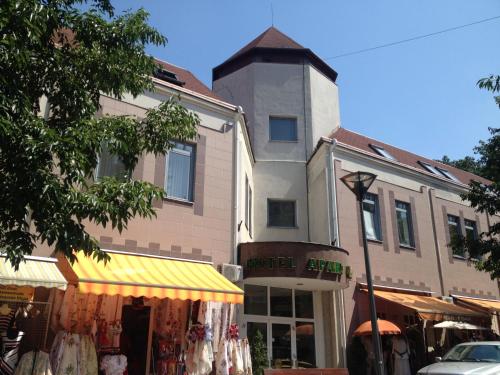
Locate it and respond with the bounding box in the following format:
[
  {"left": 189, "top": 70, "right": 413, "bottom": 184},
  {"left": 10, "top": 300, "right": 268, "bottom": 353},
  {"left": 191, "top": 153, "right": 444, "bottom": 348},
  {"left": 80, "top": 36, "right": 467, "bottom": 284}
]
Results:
[
  {"left": 243, "top": 285, "right": 318, "bottom": 369},
  {"left": 271, "top": 323, "right": 292, "bottom": 368}
]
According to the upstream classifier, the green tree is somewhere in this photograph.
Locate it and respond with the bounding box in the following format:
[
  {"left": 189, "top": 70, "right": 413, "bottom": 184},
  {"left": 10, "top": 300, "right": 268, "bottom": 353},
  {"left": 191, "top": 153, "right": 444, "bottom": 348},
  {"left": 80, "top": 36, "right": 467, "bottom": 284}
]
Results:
[
  {"left": 438, "top": 155, "right": 484, "bottom": 178},
  {"left": 449, "top": 75, "right": 500, "bottom": 279},
  {"left": 249, "top": 330, "right": 268, "bottom": 375},
  {"left": 0, "top": 0, "right": 199, "bottom": 268}
]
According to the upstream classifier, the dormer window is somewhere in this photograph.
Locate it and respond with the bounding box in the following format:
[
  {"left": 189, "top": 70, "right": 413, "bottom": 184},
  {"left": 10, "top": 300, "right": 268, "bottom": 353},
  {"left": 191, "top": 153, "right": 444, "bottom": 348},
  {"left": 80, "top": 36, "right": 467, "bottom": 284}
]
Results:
[
  {"left": 419, "top": 161, "right": 440, "bottom": 175},
  {"left": 153, "top": 67, "right": 185, "bottom": 87},
  {"left": 370, "top": 144, "right": 396, "bottom": 160},
  {"left": 436, "top": 167, "right": 460, "bottom": 182}
]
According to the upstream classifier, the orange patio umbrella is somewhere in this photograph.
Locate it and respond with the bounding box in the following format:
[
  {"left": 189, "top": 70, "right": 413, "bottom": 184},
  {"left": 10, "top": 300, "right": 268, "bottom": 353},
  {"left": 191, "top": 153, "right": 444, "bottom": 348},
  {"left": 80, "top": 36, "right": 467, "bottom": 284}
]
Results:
[{"left": 353, "top": 319, "right": 401, "bottom": 336}]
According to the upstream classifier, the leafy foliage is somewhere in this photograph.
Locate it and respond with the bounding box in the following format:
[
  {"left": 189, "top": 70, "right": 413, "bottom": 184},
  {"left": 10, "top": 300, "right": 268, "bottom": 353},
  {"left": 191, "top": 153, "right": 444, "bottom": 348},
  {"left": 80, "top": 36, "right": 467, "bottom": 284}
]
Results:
[
  {"left": 445, "top": 75, "right": 500, "bottom": 279},
  {"left": 0, "top": 0, "right": 199, "bottom": 268},
  {"left": 460, "top": 127, "right": 500, "bottom": 278},
  {"left": 478, "top": 75, "right": 500, "bottom": 109},
  {"left": 249, "top": 330, "right": 268, "bottom": 375},
  {"left": 438, "top": 155, "right": 484, "bottom": 178}
]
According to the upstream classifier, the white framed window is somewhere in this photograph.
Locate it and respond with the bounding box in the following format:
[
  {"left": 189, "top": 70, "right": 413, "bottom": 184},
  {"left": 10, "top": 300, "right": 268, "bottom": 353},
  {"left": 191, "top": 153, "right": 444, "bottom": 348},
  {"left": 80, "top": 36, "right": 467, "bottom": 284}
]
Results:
[
  {"left": 267, "top": 199, "right": 296, "bottom": 228},
  {"left": 395, "top": 201, "right": 414, "bottom": 247},
  {"left": 370, "top": 144, "right": 396, "bottom": 161},
  {"left": 245, "top": 175, "right": 252, "bottom": 236},
  {"left": 165, "top": 142, "right": 195, "bottom": 201},
  {"left": 95, "top": 144, "right": 128, "bottom": 181},
  {"left": 269, "top": 117, "right": 297, "bottom": 142},
  {"left": 363, "top": 193, "right": 382, "bottom": 241},
  {"left": 243, "top": 285, "right": 317, "bottom": 369}
]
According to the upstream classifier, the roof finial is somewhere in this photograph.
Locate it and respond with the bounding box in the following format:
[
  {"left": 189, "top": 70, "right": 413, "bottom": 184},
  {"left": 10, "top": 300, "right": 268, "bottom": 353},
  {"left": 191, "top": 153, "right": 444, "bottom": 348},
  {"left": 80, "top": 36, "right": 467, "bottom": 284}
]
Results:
[{"left": 270, "top": 2, "right": 274, "bottom": 26}]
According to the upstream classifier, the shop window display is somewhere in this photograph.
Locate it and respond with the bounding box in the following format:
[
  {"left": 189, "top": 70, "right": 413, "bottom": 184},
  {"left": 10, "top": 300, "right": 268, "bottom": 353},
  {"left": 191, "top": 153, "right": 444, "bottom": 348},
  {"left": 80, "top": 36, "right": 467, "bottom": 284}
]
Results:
[{"left": 41, "top": 287, "right": 251, "bottom": 375}]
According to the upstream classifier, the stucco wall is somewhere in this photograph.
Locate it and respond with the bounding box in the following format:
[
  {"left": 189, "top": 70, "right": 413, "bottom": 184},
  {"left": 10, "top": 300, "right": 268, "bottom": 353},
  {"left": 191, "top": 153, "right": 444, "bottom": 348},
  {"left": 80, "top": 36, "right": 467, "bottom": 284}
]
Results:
[
  {"left": 430, "top": 192, "right": 499, "bottom": 298},
  {"left": 237, "top": 123, "right": 254, "bottom": 244},
  {"left": 33, "top": 92, "right": 236, "bottom": 268},
  {"left": 215, "top": 62, "right": 308, "bottom": 162},
  {"left": 326, "top": 148, "right": 499, "bottom": 334},
  {"left": 308, "top": 146, "right": 330, "bottom": 245},
  {"left": 252, "top": 161, "right": 309, "bottom": 242},
  {"left": 308, "top": 65, "right": 341, "bottom": 147}
]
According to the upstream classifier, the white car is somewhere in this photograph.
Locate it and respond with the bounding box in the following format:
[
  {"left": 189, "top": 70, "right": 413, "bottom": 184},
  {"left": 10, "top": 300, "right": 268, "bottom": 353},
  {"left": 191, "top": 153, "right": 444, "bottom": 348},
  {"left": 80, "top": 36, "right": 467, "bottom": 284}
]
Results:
[{"left": 418, "top": 342, "right": 500, "bottom": 375}]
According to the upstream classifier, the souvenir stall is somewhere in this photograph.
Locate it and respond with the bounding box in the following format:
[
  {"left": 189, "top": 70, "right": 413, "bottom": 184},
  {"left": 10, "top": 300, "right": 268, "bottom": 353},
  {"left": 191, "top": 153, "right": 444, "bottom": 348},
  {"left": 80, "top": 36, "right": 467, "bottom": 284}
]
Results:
[
  {"left": 52, "top": 250, "right": 249, "bottom": 375},
  {"left": 0, "top": 255, "right": 68, "bottom": 375}
]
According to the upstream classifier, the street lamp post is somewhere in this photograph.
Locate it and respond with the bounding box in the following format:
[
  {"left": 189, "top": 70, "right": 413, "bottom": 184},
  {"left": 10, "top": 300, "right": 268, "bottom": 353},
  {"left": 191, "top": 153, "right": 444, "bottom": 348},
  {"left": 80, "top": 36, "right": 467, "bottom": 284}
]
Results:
[{"left": 341, "top": 171, "right": 385, "bottom": 375}]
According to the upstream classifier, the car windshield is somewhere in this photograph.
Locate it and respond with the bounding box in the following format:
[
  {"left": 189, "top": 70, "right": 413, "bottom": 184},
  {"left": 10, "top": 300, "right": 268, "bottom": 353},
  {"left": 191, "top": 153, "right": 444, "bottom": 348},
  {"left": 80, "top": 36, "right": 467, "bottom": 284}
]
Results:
[{"left": 443, "top": 344, "right": 500, "bottom": 363}]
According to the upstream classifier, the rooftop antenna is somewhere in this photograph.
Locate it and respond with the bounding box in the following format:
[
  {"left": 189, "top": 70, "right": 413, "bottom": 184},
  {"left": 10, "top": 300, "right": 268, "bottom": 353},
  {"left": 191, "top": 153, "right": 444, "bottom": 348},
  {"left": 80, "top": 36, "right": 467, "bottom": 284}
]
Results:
[{"left": 270, "top": 2, "right": 274, "bottom": 26}]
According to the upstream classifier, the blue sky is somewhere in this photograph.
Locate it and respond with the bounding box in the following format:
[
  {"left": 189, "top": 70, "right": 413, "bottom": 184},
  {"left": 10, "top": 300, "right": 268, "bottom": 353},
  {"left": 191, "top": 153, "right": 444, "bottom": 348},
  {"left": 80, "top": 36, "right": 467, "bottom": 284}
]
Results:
[{"left": 112, "top": 0, "right": 499, "bottom": 161}]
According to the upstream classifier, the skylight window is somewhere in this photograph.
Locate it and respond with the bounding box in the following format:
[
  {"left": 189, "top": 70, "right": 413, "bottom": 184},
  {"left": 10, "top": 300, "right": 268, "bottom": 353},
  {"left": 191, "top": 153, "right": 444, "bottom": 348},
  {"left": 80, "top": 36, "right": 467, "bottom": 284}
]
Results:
[
  {"left": 153, "top": 67, "right": 185, "bottom": 86},
  {"left": 418, "top": 161, "right": 440, "bottom": 175},
  {"left": 369, "top": 144, "right": 396, "bottom": 160},
  {"left": 436, "top": 167, "right": 460, "bottom": 182}
]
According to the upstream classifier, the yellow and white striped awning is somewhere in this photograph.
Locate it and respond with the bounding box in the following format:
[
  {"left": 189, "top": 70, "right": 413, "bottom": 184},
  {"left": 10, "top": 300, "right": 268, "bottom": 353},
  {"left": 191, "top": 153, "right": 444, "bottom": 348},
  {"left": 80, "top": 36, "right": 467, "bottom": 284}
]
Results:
[
  {"left": 68, "top": 251, "right": 243, "bottom": 304},
  {"left": 0, "top": 255, "right": 67, "bottom": 290}
]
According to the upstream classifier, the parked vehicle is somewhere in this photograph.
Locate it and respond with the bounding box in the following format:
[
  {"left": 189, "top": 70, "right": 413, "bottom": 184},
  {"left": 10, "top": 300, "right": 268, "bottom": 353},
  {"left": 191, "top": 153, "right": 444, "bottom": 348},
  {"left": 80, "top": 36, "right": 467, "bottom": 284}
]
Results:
[{"left": 418, "top": 341, "right": 500, "bottom": 374}]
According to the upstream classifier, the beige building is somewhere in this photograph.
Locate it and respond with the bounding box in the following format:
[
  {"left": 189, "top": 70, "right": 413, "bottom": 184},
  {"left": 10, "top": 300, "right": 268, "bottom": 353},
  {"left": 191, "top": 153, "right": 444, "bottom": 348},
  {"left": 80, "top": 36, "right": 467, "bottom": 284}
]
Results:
[
  {"left": 26, "top": 27, "right": 499, "bottom": 373},
  {"left": 36, "top": 59, "right": 245, "bottom": 267},
  {"left": 213, "top": 26, "right": 500, "bottom": 371}
]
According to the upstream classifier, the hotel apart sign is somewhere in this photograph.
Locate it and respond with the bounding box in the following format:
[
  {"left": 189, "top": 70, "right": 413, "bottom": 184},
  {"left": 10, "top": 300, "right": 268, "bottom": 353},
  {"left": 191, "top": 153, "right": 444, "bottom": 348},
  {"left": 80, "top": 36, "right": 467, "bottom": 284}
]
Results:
[
  {"left": 239, "top": 241, "right": 352, "bottom": 285},
  {"left": 246, "top": 256, "right": 352, "bottom": 279}
]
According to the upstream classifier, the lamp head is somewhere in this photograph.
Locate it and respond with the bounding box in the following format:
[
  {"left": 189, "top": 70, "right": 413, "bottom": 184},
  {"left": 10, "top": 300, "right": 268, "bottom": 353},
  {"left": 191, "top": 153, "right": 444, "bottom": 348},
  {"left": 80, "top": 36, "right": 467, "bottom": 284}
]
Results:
[{"left": 340, "top": 171, "right": 377, "bottom": 201}]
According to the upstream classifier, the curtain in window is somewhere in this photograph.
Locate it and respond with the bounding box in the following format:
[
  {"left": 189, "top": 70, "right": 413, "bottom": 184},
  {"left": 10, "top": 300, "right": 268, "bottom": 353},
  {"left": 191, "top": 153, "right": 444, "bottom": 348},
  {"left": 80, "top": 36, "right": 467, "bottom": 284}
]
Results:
[
  {"left": 167, "top": 151, "right": 191, "bottom": 200},
  {"left": 396, "top": 208, "right": 411, "bottom": 245},
  {"left": 363, "top": 210, "right": 377, "bottom": 240},
  {"left": 97, "top": 146, "right": 127, "bottom": 180}
]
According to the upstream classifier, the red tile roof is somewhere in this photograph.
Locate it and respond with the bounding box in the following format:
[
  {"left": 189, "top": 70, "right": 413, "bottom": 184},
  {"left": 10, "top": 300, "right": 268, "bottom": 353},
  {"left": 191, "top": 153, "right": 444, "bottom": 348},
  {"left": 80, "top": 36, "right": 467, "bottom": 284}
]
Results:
[
  {"left": 227, "top": 26, "right": 304, "bottom": 61},
  {"left": 154, "top": 59, "right": 221, "bottom": 100},
  {"left": 329, "top": 127, "right": 489, "bottom": 186}
]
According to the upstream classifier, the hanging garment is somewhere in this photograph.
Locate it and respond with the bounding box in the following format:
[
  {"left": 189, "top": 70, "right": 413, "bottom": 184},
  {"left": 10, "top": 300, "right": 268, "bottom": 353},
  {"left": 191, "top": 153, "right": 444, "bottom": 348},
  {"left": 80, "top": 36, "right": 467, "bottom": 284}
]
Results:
[
  {"left": 0, "top": 330, "right": 25, "bottom": 375},
  {"left": 50, "top": 291, "right": 65, "bottom": 333},
  {"left": 99, "top": 355, "right": 127, "bottom": 375},
  {"left": 197, "top": 302, "right": 207, "bottom": 326},
  {"left": 215, "top": 340, "right": 229, "bottom": 375},
  {"left": 392, "top": 336, "right": 411, "bottom": 375},
  {"left": 0, "top": 310, "right": 14, "bottom": 332},
  {"left": 211, "top": 303, "right": 222, "bottom": 353},
  {"left": 229, "top": 340, "right": 243, "bottom": 375},
  {"left": 185, "top": 338, "right": 197, "bottom": 375},
  {"left": 58, "top": 286, "right": 77, "bottom": 331},
  {"left": 197, "top": 341, "right": 212, "bottom": 375},
  {"left": 49, "top": 332, "right": 67, "bottom": 375},
  {"left": 240, "top": 339, "right": 252, "bottom": 375},
  {"left": 14, "top": 351, "right": 52, "bottom": 375},
  {"left": 78, "top": 336, "right": 97, "bottom": 375},
  {"left": 55, "top": 334, "right": 80, "bottom": 375}
]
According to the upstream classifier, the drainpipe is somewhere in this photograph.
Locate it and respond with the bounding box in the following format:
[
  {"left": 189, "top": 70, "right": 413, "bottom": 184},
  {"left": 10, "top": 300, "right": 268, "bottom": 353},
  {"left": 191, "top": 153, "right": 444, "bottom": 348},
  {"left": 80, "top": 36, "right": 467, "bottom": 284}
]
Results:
[
  {"left": 232, "top": 106, "right": 244, "bottom": 265},
  {"left": 303, "top": 61, "right": 311, "bottom": 241},
  {"left": 326, "top": 140, "right": 340, "bottom": 246},
  {"left": 428, "top": 188, "right": 446, "bottom": 296},
  {"left": 326, "top": 139, "right": 347, "bottom": 366}
]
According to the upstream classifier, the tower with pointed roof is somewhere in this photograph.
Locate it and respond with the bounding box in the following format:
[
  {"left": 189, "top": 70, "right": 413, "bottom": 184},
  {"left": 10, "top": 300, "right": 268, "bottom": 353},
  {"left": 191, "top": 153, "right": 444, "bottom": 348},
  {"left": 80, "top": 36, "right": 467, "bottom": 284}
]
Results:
[
  {"left": 213, "top": 27, "right": 341, "bottom": 244},
  {"left": 213, "top": 26, "right": 340, "bottom": 161}
]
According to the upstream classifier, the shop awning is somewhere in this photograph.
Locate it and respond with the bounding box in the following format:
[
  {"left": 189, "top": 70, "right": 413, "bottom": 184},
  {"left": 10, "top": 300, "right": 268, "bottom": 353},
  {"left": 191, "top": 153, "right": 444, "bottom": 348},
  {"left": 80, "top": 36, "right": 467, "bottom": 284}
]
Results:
[
  {"left": 63, "top": 251, "right": 243, "bottom": 304},
  {"left": 454, "top": 296, "right": 500, "bottom": 313},
  {"left": 0, "top": 255, "right": 67, "bottom": 290},
  {"left": 433, "top": 321, "right": 488, "bottom": 330},
  {"left": 366, "top": 290, "right": 486, "bottom": 321}
]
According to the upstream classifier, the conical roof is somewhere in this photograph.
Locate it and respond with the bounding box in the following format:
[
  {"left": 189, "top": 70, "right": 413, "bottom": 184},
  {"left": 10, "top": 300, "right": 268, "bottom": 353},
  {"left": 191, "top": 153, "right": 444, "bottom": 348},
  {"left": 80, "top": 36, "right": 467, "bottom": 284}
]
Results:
[
  {"left": 227, "top": 26, "right": 304, "bottom": 61},
  {"left": 213, "top": 27, "right": 337, "bottom": 83}
]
